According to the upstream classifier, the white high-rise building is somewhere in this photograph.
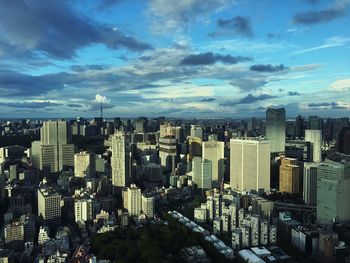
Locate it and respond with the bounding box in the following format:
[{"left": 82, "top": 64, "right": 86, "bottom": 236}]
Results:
[
  {"left": 192, "top": 156, "right": 202, "bottom": 187},
  {"left": 303, "top": 162, "right": 319, "bottom": 205},
  {"left": 123, "top": 184, "right": 141, "bottom": 216},
  {"left": 74, "top": 198, "right": 94, "bottom": 224},
  {"left": 230, "top": 138, "right": 270, "bottom": 194},
  {"left": 202, "top": 140, "right": 224, "bottom": 184},
  {"left": 74, "top": 151, "right": 96, "bottom": 178},
  {"left": 32, "top": 120, "right": 74, "bottom": 172},
  {"left": 37, "top": 179, "right": 61, "bottom": 227},
  {"left": 190, "top": 125, "right": 203, "bottom": 139},
  {"left": 141, "top": 193, "right": 155, "bottom": 218},
  {"left": 111, "top": 132, "right": 131, "bottom": 188},
  {"left": 305, "top": 129, "right": 322, "bottom": 162},
  {"left": 266, "top": 107, "right": 286, "bottom": 153}
]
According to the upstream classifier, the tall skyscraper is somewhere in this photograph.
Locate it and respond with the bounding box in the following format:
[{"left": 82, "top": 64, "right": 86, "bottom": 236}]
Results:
[
  {"left": 37, "top": 179, "right": 61, "bottom": 228},
  {"left": 279, "top": 157, "right": 300, "bottom": 194},
  {"left": 230, "top": 138, "right": 270, "bottom": 194},
  {"left": 159, "top": 136, "right": 178, "bottom": 173},
  {"left": 266, "top": 107, "right": 286, "bottom": 153},
  {"left": 111, "top": 131, "right": 132, "bottom": 188},
  {"left": 308, "top": 116, "right": 323, "bottom": 130},
  {"left": 32, "top": 120, "right": 74, "bottom": 172},
  {"left": 303, "top": 162, "right": 319, "bottom": 205},
  {"left": 202, "top": 159, "right": 212, "bottom": 189},
  {"left": 202, "top": 140, "right": 224, "bottom": 185},
  {"left": 74, "top": 151, "right": 96, "bottom": 178},
  {"left": 192, "top": 156, "right": 202, "bottom": 187},
  {"left": 317, "top": 153, "right": 350, "bottom": 225},
  {"left": 305, "top": 129, "right": 322, "bottom": 162},
  {"left": 295, "top": 115, "right": 305, "bottom": 138},
  {"left": 338, "top": 127, "right": 350, "bottom": 155}
]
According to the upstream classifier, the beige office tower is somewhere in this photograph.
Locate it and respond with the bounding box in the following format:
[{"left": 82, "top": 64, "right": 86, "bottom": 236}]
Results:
[
  {"left": 141, "top": 193, "right": 155, "bottom": 218},
  {"left": 230, "top": 138, "right": 270, "bottom": 194},
  {"left": 74, "top": 151, "right": 96, "bottom": 178},
  {"left": 123, "top": 184, "right": 141, "bottom": 216},
  {"left": 32, "top": 120, "right": 74, "bottom": 172},
  {"left": 159, "top": 136, "right": 177, "bottom": 173},
  {"left": 202, "top": 140, "right": 224, "bottom": 185},
  {"left": 37, "top": 179, "right": 61, "bottom": 227},
  {"left": 190, "top": 125, "right": 203, "bottom": 139},
  {"left": 111, "top": 132, "right": 131, "bottom": 188},
  {"left": 279, "top": 157, "right": 300, "bottom": 194},
  {"left": 160, "top": 123, "right": 176, "bottom": 138},
  {"left": 305, "top": 129, "right": 322, "bottom": 162}
]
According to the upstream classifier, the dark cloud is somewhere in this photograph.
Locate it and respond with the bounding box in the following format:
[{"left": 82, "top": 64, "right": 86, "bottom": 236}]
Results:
[
  {"left": 181, "top": 52, "right": 252, "bottom": 65},
  {"left": 288, "top": 91, "right": 301, "bottom": 96},
  {"left": 229, "top": 78, "right": 268, "bottom": 91},
  {"left": 0, "top": 101, "right": 62, "bottom": 108},
  {"left": 70, "top": 65, "right": 109, "bottom": 72},
  {"left": 200, "top": 98, "right": 216, "bottom": 102},
  {"left": 293, "top": 1, "right": 349, "bottom": 25},
  {"left": 211, "top": 16, "right": 253, "bottom": 37},
  {"left": 67, "top": 103, "right": 83, "bottom": 108},
  {"left": 220, "top": 94, "right": 276, "bottom": 106},
  {"left": 0, "top": 0, "right": 151, "bottom": 60},
  {"left": 249, "top": 64, "right": 288, "bottom": 72}
]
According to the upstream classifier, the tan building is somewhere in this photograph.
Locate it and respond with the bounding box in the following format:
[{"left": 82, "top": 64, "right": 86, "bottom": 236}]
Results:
[
  {"left": 279, "top": 157, "right": 300, "bottom": 194},
  {"left": 74, "top": 151, "right": 96, "bottom": 178},
  {"left": 122, "top": 184, "right": 142, "bottom": 216}
]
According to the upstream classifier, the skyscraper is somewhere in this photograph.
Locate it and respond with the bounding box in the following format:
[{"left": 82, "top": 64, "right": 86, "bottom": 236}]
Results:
[
  {"left": 32, "top": 120, "right": 74, "bottom": 172},
  {"left": 37, "top": 179, "right": 61, "bottom": 228},
  {"left": 317, "top": 153, "right": 350, "bottom": 225},
  {"left": 202, "top": 140, "right": 224, "bottom": 185},
  {"left": 202, "top": 159, "right": 212, "bottom": 189},
  {"left": 338, "top": 127, "right": 350, "bottom": 155},
  {"left": 279, "top": 157, "right": 300, "bottom": 194},
  {"left": 295, "top": 115, "right": 305, "bottom": 139},
  {"left": 159, "top": 136, "right": 178, "bottom": 173},
  {"left": 305, "top": 129, "right": 322, "bottom": 162},
  {"left": 74, "top": 151, "right": 96, "bottom": 178},
  {"left": 266, "top": 107, "right": 286, "bottom": 153},
  {"left": 303, "top": 162, "right": 319, "bottom": 205},
  {"left": 122, "top": 184, "right": 141, "bottom": 216},
  {"left": 230, "top": 138, "right": 270, "bottom": 194},
  {"left": 111, "top": 131, "right": 132, "bottom": 188},
  {"left": 308, "top": 116, "right": 322, "bottom": 130}
]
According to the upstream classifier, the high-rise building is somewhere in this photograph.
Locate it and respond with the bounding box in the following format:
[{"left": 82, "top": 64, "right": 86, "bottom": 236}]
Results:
[
  {"left": 32, "top": 120, "right": 74, "bottom": 172},
  {"left": 303, "top": 162, "right": 319, "bottom": 205},
  {"left": 202, "top": 159, "right": 212, "bottom": 189},
  {"left": 111, "top": 132, "right": 132, "bottom": 188},
  {"left": 187, "top": 136, "right": 202, "bottom": 161},
  {"left": 338, "top": 127, "right": 350, "bottom": 155},
  {"left": 159, "top": 136, "right": 178, "bottom": 173},
  {"left": 74, "top": 151, "right": 96, "bottom": 178},
  {"left": 317, "top": 153, "right": 350, "bottom": 225},
  {"left": 266, "top": 107, "right": 286, "bottom": 153},
  {"left": 192, "top": 156, "right": 202, "bottom": 187},
  {"left": 202, "top": 140, "right": 224, "bottom": 184},
  {"left": 305, "top": 129, "right": 322, "bottom": 162},
  {"left": 295, "top": 115, "right": 305, "bottom": 139},
  {"left": 141, "top": 193, "right": 155, "bottom": 218},
  {"left": 308, "top": 116, "right": 322, "bottom": 130},
  {"left": 74, "top": 197, "right": 94, "bottom": 224},
  {"left": 37, "top": 179, "right": 61, "bottom": 228},
  {"left": 279, "top": 157, "right": 300, "bottom": 194},
  {"left": 230, "top": 138, "right": 270, "bottom": 194},
  {"left": 122, "top": 184, "right": 141, "bottom": 216},
  {"left": 190, "top": 125, "right": 203, "bottom": 139}
]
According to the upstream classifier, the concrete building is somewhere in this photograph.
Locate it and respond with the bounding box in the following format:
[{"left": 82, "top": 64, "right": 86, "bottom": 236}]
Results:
[
  {"left": 159, "top": 136, "right": 178, "bottom": 173},
  {"left": 123, "top": 184, "right": 142, "bottom": 216},
  {"left": 111, "top": 132, "right": 132, "bottom": 188},
  {"left": 202, "top": 140, "right": 224, "bottom": 185},
  {"left": 74, "top": 151, "right": 96, "bottom": 178},
  {"left": 190, "top": 125, "right": 202, "bottom": 139},
  {"left": 74, "top": 197, "right": 95, "bottom": 224},
  {"left": 32, "top": 120, "right": 74, "bottom": 172},
  {"left": 141, "top": 193, "right": 155, "bottom": 218},
  {"left": 279, "top": 157, "right": 300, "bottom": 194},
  {"left": 37, "top": 179, "right": 61, "bottom": 228},
  {"left": 305, "top": 129, "right": 322, "bottom": 162},
  {"left": 303, "top": 162, "right": 319, "bottom": 205},
  {"left": 266, "top": 107, "right": 286, "bottom": 153},
  {"left": 317, "top": 153, "right": 350, "bottom": 225},
  {"left": 230, "top": 138, "right": 270, "bottom": 194}
]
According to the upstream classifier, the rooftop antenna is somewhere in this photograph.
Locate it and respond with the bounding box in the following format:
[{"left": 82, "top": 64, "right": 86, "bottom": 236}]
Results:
[{"left": 100, "top": 101, "right": 103, "bottom": 119}]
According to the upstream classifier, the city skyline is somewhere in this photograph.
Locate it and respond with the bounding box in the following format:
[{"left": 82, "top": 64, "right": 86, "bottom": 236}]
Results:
[{"left": 0, "top": 0, "right": 350, "bottom": 118}]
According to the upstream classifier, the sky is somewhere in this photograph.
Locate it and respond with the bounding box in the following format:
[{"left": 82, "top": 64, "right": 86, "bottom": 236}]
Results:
[{"left": 0, "top": 0, "right": 349, "bottom": 118}]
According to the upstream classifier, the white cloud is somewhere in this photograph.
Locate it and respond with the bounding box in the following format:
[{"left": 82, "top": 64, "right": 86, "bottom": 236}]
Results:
[
  {"left": 329, "top": 78, "right": 350, "bottom": 92},
  {"left": 95, "top": 94, "right": 110, "bottom": 103},
  {"left": 294, "top": 36, "right": 350, "bottom": 55}
]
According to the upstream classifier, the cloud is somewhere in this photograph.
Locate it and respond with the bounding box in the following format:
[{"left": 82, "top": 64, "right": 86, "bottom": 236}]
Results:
[
  {"left": 288, "top": 91, "right": 301, "bottom": 96},
  {"left": 329, "top": 78, "right": 350, "bottom": 92},
  {"left": 294, "top": 37, "right": 349, "bottom": 55},
  {"left": 200, "top": 98, "right": 216, "bottom": 102},
  {"left": 0, "top": 0, "right": 151, "bottom": 60},
  {"left": 67, "top": 103, "right": 83, "bottom": 108},
  {"left": 148, "top": 0, "right": 233, "bottom": 34},
  {"left": 308, "top": 101, "right": 350, "bottom": 109},
  {"left": 97, "top": 0, "right": 123, "bottom": 9},
  {"left": 0, "top": 101, "right": 62, "bottom": 108},
  {"left": 220, "top": 94, "right": 276, "bottom": 106},
  {"left": 210, "top": 16, "right": 253, "bottom": 37},
  {"left": 70, "top": 65, "right": 109, "bottom": 72},
  {"left": 293, "top": 0, "right": 350, "bottom": 25},
  {"left": 249, "top": 64, "right": 288, "bottom": 72},
  {"left": 181, "top": 52, "right": 252, "bottom": 65},
  {"left": 95, "top": 94, "right": 110, "bottom": 104}
]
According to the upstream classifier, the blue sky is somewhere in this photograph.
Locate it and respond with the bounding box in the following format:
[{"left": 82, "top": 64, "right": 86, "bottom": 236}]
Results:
[{"left": 0, "top": 0, "right": 349, "bottom": 118}]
